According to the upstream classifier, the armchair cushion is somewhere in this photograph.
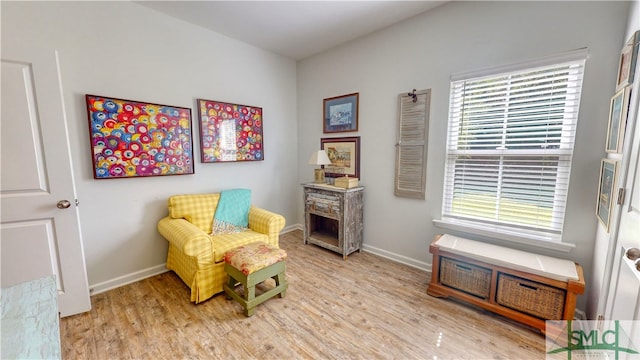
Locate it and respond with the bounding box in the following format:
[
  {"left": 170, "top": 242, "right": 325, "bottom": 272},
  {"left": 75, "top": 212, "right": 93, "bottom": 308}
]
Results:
[{"left": 168, "top": 193, "right": 219, "bottom": 233}]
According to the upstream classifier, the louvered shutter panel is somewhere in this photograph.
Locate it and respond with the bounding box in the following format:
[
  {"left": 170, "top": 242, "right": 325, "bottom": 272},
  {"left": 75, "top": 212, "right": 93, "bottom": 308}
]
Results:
[{"left": 395, "top": 89, "right": 431, "bottom": 199}]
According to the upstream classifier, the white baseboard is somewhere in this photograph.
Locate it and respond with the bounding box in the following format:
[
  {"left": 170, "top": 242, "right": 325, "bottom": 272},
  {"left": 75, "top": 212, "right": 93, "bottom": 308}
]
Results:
[
  {"left": 362, "top": 243, "right": 432, "bottom": 272},
  {"left": 90, "top": 226, "right": 302, "bottom": 296},
  {"left": 93, "top": 227, "right": 588, "bottom": 320},
  {"left": 282, "top": 224, "right": 303, "bottom": 233},
  {"left": 361, "top": 241, "right": 589, "bottom": 320},
  {"left": 288, "top": 222, "right": 431, "bottom": 272},
  {"left": 89, "top": 264, "right": 169, "bottom": 296},
  {"left": 89, "top": 225, "right": 429, "bottom": 296}
]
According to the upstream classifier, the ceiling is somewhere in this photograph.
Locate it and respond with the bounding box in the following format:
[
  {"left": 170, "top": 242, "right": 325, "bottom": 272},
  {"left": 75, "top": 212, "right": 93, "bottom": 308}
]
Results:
[{"left": 136, "top": 1, "right": 447, "bottom": 60}]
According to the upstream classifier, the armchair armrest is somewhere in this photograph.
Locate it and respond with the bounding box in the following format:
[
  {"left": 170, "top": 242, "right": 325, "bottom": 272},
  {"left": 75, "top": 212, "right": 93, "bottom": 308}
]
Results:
[
  {"left": 248, "top": 207, "right": 285, "bottom": 246},
  {"left": 157, "top": 217, "right": 213, "bottom": 261}
]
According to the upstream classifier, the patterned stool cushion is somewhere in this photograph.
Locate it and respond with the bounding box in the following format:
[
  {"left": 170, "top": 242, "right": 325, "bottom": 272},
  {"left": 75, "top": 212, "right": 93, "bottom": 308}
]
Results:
[{"left": 223, "top": 242, "right": 287, "bottom": 276}]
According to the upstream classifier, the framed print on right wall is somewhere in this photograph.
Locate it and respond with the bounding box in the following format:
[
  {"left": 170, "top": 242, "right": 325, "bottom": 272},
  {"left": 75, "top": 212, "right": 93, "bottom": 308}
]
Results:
[
  {"left": 605, "top": 86, "right": 632, "bottom": 153},
  {"left": 616, "top": 30, "right": 640, "bottom": 91},
  {"left": 596, "top": 159, "right": 618, "bottom": 232}
]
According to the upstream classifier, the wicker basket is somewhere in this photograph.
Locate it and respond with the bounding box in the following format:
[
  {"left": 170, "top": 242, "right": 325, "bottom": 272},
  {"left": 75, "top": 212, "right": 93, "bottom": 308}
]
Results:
[
  {"left": 496, "top": 273, "right": 566, "bottom": 319},
  {"left": 439, "top": 257, "right": 491, "bottom": 298}
]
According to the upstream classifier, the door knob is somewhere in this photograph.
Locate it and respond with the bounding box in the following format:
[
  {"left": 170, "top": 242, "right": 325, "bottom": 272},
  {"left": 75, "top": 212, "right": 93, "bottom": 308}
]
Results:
[
  {"left": 57, "top": 200, "right": 71, "bottom": 209},
  {"left": 625, "top": 248, "right": 640, "bottom": 261}
]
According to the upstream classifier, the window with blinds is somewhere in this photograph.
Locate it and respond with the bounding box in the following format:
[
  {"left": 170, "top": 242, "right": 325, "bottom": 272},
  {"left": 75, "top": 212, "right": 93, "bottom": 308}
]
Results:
[{"left": 442, "top": 51, "right": 587, "bottom": 238}]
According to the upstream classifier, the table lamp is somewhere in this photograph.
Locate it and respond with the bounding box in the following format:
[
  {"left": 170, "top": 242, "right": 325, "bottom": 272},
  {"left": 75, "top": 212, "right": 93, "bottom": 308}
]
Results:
[{"left": 308, "top": 150, "right": 332, "bottom": 183}]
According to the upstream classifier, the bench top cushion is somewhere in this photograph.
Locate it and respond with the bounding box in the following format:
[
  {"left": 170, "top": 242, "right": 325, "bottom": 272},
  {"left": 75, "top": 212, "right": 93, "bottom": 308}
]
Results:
[
  {"left": 434, "top": 234, "right": 579, "bottom": 281},
  {"left": 224, "top": 242, "right": 287, "bottom": 276},
  {"left": 212, "top": 231, "right": 269, "bottom": 263}
]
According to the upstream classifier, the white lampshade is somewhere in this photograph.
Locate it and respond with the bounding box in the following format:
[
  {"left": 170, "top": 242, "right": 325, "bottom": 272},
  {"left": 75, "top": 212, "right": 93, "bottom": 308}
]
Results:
[
  {"left": 308, "top": 150, "right": 331, "bottom": 184},
  {"left": 308, "top": 150, "right": 332, "bottom": 165}
]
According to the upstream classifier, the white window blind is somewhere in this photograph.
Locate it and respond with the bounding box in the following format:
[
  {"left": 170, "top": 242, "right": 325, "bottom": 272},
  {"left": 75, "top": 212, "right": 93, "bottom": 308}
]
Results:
[{"left": 442, "top": 55, "right": 586, "bottom": 237}]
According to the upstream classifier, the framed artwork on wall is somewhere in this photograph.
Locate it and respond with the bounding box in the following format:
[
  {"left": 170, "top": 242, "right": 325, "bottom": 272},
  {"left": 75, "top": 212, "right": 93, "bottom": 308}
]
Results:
[
  {"left": 320, "top": 136, "right": 360, "bottom": 179},
  {"left": 323, "top": 93, "right": 359, "bottom": 133},
  {"left": 197, "top": 99, "right": 264, "bottom": 163},
  {"left": 595, "top": 159, "right": 618, "bottom": 232},
  {"left": 616, "top": 30, "right": 639, "bottom": 91},
  {"left": 85, "top": 94, "right": 194, "bottom": 179},
  {"left": 605, "top": 86, "right": 632, "bottom": 153}
]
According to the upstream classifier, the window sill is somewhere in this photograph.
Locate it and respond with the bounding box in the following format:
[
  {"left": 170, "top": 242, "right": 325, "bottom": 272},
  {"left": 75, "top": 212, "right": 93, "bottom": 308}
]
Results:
[{"left": 432, "top": 218, "right": 576, "bottom": 253}]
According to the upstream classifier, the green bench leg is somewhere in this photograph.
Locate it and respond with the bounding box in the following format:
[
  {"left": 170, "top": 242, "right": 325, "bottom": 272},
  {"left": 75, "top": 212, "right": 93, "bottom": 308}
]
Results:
[
  {"left": 224, "top": 261, "right": 287, "bottom": 317},
  {"left": 224, "top": 261, "right": 288, "bottom": 316},
  {"left": 244, "top": 282, "right": 256, "bottom": 316},
  {"left": 225, "top": 275, "right": 237, "bottom": 300},
  {"left": 273, "top": 272, "right": 286, "bottom": 298}
]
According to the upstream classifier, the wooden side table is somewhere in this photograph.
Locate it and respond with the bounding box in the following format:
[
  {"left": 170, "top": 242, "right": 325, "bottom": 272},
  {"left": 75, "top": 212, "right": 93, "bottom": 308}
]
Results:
[{"left": 302, "top": 184, "right": 364, "bottom": 260}]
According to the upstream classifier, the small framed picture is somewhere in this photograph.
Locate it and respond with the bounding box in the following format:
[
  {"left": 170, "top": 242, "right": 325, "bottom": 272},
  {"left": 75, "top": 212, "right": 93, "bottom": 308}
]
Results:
[
  {"left": 323, "top": 93, "right": 359, "bottom": 133},
  {"left": 596, "top": 159, "right": 618, "bottom": 232},
  {"left": 320, "top": 136, "right": 360, "bottom": 179},
  {"left": 616, "top": 30, "right": 639, "bottom": 91},
  {"left": 606, "top": 86, "right": 632, "bottom": 153}
]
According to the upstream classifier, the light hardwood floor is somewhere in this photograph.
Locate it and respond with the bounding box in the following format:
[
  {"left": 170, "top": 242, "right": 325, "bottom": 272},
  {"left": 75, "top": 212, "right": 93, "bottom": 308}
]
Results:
[{"left": 61, "top": 230, "right": 546, "bottom": 359}]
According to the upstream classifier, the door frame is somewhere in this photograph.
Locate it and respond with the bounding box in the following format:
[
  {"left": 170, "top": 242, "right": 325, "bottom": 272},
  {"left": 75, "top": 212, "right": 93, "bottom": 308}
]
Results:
[{"left": 597, "top": 37, "right": 640, "bottom": 318}]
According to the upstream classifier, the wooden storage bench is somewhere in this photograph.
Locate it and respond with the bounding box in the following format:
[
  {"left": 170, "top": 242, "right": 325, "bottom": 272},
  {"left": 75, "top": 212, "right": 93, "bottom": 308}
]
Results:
[{"left": 427, "top": 234, "right": 585, "bottom": 333}]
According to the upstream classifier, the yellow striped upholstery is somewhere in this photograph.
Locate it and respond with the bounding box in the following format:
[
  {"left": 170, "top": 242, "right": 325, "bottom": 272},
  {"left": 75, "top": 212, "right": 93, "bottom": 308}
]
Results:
[
  {"left": 248, "top": 207, "right": 284, "bottom": 246},
  {"left": 168, "top": 193, "right": 220, "bottom": 233},
  {"left": 158, "top": 193, "right": 286, "bottom": 303}
]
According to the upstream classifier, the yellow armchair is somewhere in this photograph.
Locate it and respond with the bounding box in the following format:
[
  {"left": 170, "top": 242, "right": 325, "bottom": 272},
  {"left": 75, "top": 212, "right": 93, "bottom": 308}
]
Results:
[{"left": 157, "top": 193, "right": 285, "bottom": 303}]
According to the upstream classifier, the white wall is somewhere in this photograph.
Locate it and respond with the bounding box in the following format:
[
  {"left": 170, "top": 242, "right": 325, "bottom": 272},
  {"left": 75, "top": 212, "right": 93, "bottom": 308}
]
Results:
[
  {"left": 2, "top": 1, "right": 632, "bottom": 314},
  {"left": 1, "top": 2, "right": 298, "bottom": 291},
  {"left": 589, "top": 0, "right": 640, "bottom": 319},
  {"left": 297, "top": 1, "right": 629, "bottom": 311}
]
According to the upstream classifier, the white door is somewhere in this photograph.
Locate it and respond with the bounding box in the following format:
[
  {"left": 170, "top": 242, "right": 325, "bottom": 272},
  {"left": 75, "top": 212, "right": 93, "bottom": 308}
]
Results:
[
  {"left": 0, "top": 46, "right": 91, "bottom": 317},
  {"left": 605, "top": 141, "right": 640, "bottom": 354}
]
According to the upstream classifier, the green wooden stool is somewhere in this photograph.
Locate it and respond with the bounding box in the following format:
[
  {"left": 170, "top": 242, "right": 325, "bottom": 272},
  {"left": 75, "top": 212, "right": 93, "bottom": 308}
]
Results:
[{"left": 223, "top": 242, "right": 288, "bottom": 316}]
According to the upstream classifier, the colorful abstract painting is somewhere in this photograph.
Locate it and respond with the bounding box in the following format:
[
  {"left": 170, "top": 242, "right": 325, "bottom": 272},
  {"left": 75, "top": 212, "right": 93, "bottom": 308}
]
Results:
[
  {"left": 86, "top": 95, "right": 194, "bottom": 179},
  {"left": 197, "top": 99, "right": 264, "bottom": 163}
]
